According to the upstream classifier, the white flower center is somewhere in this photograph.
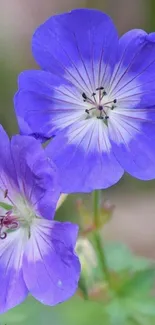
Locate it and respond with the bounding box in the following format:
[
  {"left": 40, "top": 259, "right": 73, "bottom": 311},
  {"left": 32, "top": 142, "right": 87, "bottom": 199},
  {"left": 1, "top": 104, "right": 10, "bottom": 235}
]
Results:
[
  {"left": 13, "top": 196, "right": 36, "bottom": 227},
  {"left": 0, "top": 194, "right": 37, "bottom": 239},
  {"left": 82, "top": 86, "right": 117, "bottom": 124}
]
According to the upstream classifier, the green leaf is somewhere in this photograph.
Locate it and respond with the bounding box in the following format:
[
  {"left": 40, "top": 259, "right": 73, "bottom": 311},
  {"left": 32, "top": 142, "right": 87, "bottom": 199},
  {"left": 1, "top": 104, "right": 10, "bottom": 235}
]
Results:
[
  {"left": 119, "top": 268, "right": 155, "bottom": 296},
  {"left": 104, "top": 243, "right": 151, "bottom": 273},
  {"left": 105, "top": 243, "right": 133, "bottom": 272},
  {"left": 127, "top": 297, "right": 155, "bottom": 317},
  {"left": 131, "top": 256, "right": 151, "bottom": 272},
  {"left": 124, "top": 297, "right": 155, "bottom": 324},
  {"left": 64, "top": 297, "right": 110, "bottom": 325},
  {"left": 106, "top": 296, "right": 155, "bottom": 325},
  {"left": 0, "top": 296, "right": 109, "bottom": 325},
  {"left": 105, "top": 298, "right": 129, "bottom": 325},
  {"left": 0, "top": 296, "right": 61, "bottom": 325},
  {"left": 0, "top": 201, "right": 12, "bottom": 211}
]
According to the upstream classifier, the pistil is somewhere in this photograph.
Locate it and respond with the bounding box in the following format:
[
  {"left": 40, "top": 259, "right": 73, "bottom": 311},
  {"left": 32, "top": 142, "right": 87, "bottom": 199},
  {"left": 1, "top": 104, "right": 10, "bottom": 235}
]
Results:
[
  {"left": 82, "top": 86, "right": 117, "bottom": 122},
  {"left": 0, "top": 211, "right": 19, "bottom": 239}
]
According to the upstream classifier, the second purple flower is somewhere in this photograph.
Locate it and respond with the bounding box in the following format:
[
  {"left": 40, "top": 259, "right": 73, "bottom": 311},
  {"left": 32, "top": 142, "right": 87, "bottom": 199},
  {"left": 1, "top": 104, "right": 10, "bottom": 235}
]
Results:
[{"left": 0, "top": 126, "right": 80, "bottom": 314}]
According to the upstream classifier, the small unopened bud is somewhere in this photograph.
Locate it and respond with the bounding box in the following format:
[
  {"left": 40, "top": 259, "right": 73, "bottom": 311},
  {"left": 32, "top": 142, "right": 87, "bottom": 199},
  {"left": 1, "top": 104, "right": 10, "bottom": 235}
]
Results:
[{"left": 76, "top": 238, "right": 98, "bottom": 275}]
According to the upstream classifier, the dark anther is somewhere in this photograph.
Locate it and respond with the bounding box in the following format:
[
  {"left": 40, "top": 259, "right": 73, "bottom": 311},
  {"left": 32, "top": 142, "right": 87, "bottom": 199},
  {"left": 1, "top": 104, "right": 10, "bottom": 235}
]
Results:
[
  {"left": 113, "top": 99, "right": 117, "bottom": 104},
  {"left": 4, "top": 189, "right": 8, "bottom": 198},
  {"left": 85, "top": 109, "right": 89, "bottom": 114},
  {"left": 104, "top": 116, "right": 109, "bottom": 126},
  {"left": 102, "top": 90, "right": 107, "bottom": 96},
  {"left": 97, "top": 116, "right": 104, "bottom": 120},
  {"left": 98, "top": 105, "right": 103, "bottom": 111},
  {"left": 96, "top": 86, "right": 104, "bottom": 91},
  {"left": 82, "top": 92, "right": 87, "bottom": 100},
  {"left": 91, "top": 92, "right": 96, "bottom": 97}
]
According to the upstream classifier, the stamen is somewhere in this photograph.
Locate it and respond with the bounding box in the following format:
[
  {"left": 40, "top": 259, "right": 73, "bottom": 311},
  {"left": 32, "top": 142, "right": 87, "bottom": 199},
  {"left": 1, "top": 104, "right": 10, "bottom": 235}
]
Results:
[
  {"left": 100, "top": 90, "right": 107, "bottom": 100},
  {"left": 96, "top": 87, "right": 104, "bottom": 91},
  {"left": 111, "top": 99, "right": 117, "bottom": 110},
  {"left": 4, "top": 189, "right": 8, "bottom": 198},
  {"left": 104, "top": 116, "right": 109, "bottom": 126},
  {"left": 85, "top": 106, "right": 96, "bottom": 114},
  {"left": 82, "top": 92, "right": 87, "bottom": 102},
  {"left": 82, "top": 85, "right": 117, "bottom": 121},
  {"left": 0, "top": 211, "right": 19, "bottom": 240},
  {"left": 91, "top": 92, "right": 96, "bottom": 102}
]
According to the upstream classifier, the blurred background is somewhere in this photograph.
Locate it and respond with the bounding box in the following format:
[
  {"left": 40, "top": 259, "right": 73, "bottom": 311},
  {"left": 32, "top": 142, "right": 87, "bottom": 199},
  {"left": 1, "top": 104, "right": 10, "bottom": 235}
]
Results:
[{"left": 1, "top": 0, "right": 155, "bottom": 324}]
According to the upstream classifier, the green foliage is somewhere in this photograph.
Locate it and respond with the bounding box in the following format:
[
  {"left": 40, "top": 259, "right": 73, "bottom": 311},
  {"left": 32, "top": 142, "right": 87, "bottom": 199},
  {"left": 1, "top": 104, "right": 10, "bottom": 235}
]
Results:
[
  {"left": 0, "top": 296, "right": 61, "bottom": 325},
  {"left": 0, "top": 201, "right": 12, "bottom": 211},
  {"left": 104, "top": 245, "right": 155, "bottom": 325},
  {"left": 78, "top": 241, "right": 155, "bottom": 325},
  {"left": 105, "top": 296, "right": 155, "bottom": 325},
  {"left": 0, "top": 296, "right": 110, "bottom": 325},
  {"left": 119, "top": 268, "right": 155, "bottom": 296},
  {"left": 105, "top": 243, "right": 151, "bottom": 272}
]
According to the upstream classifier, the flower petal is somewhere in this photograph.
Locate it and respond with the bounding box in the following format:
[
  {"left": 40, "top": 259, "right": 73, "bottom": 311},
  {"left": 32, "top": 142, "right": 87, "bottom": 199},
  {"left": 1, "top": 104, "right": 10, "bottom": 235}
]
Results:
[
  {"left": 10, "top": 135, "right": 60, "bottom": 220},
  {"left": 23, "top": 219, "right": 80, "bottom": 306},
  {"left": 0, "top": 125, "right": 18, "bottom": 199},
  {"left": 109, "top": 110, "right": 155, "bottom": 180},
  {"left": 0, "top": 229, "right": 28, "bottom": 314},
  {"left": 46, "top": 119, "right": 124, "bottom": 193},
  {"left": 14, "top": 70, "right": 85, "bottom": 139},
  {"left": 32, "top": 9, "right": 118, "bottom": 91},
  {"left": 109, "top": 30, "right": 155, "bottom": 108},
  {"left": 14, "top": 10, "right": 119, "bottom": 141}
]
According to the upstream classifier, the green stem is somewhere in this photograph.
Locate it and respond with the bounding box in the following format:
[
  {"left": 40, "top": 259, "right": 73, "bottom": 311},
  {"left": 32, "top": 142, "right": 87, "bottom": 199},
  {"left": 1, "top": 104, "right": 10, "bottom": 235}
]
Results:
[
  {"left": 93, "top": 190, "right": 100, "bottom": 228},
  {"left": 93, "top": 190, "right": 111, "bottom": 285},
  {"left": 94, "top": 231, "right": 110, "bottom": 284}
]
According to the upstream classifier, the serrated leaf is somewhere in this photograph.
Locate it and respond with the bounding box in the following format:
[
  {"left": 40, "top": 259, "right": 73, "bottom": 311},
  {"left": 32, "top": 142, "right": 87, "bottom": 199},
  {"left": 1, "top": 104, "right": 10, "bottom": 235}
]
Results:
[
  {"left": 126, "top": 299, "right": 155, "bottom": 325},
  {"left": 127, "top": 297, "right": 155, "bottom": 317},
  {"left": 104, "top": 243, "right": 151, "bottom": 274},
  {"left": 105, "top": 299, "right": 129, "bottom": 325},
  {"left": 106, "top": 296, "right": 155, "bottom": 325},
  {"left": 131, "top": 257, "right": 151, "bottom": 272},
  {"left": 105, "top": 243, "right": 133, "bottom": 272},
  {"left": 119, "top": 268, "right": 155, "bottom": 296}
]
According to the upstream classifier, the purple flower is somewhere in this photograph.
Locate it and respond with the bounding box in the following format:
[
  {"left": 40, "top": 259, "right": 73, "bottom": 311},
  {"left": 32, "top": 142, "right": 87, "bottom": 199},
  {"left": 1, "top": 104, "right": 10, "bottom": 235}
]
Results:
[
  {"left": 14, "top": 9, "right": 155, "bottom": 192},
  {"left": 0, "top": 125, "right": 80, "bottom": 314}
]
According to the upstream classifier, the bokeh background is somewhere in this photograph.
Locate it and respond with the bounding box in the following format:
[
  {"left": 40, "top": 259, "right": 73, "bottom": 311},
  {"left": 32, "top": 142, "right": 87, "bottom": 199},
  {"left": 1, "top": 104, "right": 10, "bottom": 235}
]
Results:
[{"left": 1, "top": 0, "right": 155, "bottom": 324}]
